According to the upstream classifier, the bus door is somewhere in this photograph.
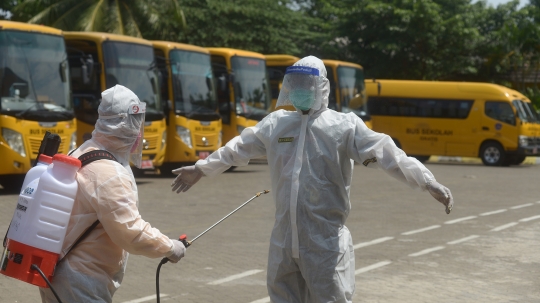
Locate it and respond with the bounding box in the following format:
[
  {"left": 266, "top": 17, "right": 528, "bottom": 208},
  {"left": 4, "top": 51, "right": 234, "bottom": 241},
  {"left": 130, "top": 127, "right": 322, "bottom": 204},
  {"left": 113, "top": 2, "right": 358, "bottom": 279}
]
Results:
[{"left": 481, "top": 100, "right": 519, "bottom": 150}]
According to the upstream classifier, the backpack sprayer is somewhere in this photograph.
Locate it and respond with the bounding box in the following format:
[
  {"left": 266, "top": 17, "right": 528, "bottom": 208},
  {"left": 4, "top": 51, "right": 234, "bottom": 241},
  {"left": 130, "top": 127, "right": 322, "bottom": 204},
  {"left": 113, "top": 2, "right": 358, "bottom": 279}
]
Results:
[{"left": 155, "top": 189, "right": 270, "bottom": 303}]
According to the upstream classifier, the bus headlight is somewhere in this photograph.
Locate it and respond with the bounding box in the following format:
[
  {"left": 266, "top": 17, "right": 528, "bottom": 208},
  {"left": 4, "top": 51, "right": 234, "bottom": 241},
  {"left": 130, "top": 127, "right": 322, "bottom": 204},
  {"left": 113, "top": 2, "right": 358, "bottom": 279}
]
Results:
[
  {"left": 237, "top": 125, "right": 245, "bottom": 135},
  {"left": 69, "top": 132, "right": 77, "bottom": 151},
  {"left": 161, "top": 131, "right": 167, "bottom": 149},
  {"left": 176, "top": 126, "right": 192, "bottom": 149},
  {"left": 2, "top": 128, "right": 26, "bottom": 157},
  {"left": 519, "top": 135, "right": 529, "bottom": 147}
]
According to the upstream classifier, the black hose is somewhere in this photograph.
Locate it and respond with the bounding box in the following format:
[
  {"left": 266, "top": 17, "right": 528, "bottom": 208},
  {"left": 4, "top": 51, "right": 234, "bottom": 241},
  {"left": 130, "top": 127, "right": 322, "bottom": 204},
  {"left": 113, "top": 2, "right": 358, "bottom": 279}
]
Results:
[
  {"left": 156, "top": 258, "right": 168, "bottom": 303},
  {"left": 31, "top": 264, "right": 63, "bottom": 303}
]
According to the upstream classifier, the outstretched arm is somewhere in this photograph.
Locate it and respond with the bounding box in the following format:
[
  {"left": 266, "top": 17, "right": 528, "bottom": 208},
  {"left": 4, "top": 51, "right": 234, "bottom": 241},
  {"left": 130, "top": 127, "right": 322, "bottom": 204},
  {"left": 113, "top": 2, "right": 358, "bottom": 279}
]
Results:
[
  {"left": 347, "top": 115, "right": 453, "bottom": 213},
  {"left": 171, "top": 125, "right": 267, "bottom": 193}
]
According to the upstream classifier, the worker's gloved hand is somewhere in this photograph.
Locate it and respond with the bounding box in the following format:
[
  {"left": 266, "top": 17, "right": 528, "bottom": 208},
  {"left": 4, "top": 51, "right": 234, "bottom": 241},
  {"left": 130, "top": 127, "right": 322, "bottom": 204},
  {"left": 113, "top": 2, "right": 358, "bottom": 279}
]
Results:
[
  {"left": 166, "top": 240, "right": 186, "bottom": 263},
  {"left": 427, "top": 180, "right": 454, "bottom": 214},
  {"left": 171, "top": 165, "right": 203, "bottom": 193}
]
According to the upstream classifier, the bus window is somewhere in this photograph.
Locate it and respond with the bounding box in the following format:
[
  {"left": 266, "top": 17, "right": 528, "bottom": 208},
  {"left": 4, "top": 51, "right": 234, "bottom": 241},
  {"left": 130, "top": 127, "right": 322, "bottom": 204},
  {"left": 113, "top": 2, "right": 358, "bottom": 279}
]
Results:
[
  {"left": 369, "top": 97, "right": 473, "bottom": 119},
  {"left": 485, "top": 101, "right": 515, "bottom": 125}
]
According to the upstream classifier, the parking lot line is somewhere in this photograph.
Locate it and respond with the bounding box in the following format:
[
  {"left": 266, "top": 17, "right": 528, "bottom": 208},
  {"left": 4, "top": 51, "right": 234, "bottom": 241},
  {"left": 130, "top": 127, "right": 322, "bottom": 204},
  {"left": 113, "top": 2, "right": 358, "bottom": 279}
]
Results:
[
  {"left": 490, "top": 222, "right": 518, "bottom": 231},
  {"left": 353, "top": 237, "right": 394, "bottom": 249},
  {"left": 208, "top": 269, "right": 264, "bottom": 285},
  {"left": 519, "top": 215, "right": 540, "bottom": 222},
  {"left": 355, "top": 261, "right": 392, "bottom": 275},
  {"left": 480, "top": 209, "right": 507, "bottom": 216},
  {"left": 408, "top": 246, "right": 445, "bottom": 257},
  {"left": 447, "top": 235, "right": 479, "bottom": 245},
  {"left": 401, "top": 225, "right": 440, "bottom": 235},
  {"left": 249, "top": 297, "right": 271, "bottom": 303},
  {"left": 510, "top": 203, "right": 534, "bottom": 209},
  {"left": 444, "top": 216, "right": 477, "bottom": 224}
]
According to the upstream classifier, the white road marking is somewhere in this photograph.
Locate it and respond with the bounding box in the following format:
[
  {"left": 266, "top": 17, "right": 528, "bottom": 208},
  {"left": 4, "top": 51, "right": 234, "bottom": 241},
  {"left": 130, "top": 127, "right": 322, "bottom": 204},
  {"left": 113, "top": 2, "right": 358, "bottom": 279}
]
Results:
[
  {"left": 249, "top": 297, "right": 271, "bottom": 303},
  {"left": 480, "top": 209, "right": 507, "bottom": 216},
  {"left": 208, "top": 269, "right": 264, "bottom": 285},
  {"left": 408, "top": 246, "right": 445, "bottom": 257},
  {"left": 121, "top": 294, "right": 168, "bottom": 303},
  {"left": 355, "top": 261, "right": 392, "bottom": 275},
  {"left": 447, "top": 235, "right": 479, "bottom": 245},
  {"left": 510, "top": 203, "right": 534, "bottom": 209},
  {"left": 519, "top": 215, "right": 540, "bottom": 222},
  {"left": 353, "top": 237, "right": 394, "bottom": 249},
  {"left": 401, "top": 225, "right": 441, "bottom": 235},
  {"left": 490, "top": 222, "right": 518, "bottom": 232},
  {"left": 444, "top": 216, "right": 477, "bottom": 224}
]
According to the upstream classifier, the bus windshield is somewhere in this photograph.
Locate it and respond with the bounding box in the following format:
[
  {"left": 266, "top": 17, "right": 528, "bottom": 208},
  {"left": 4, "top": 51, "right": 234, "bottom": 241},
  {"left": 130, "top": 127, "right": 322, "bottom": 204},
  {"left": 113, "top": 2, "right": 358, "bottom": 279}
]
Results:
[
  {"left": 0, "top": 30, "right": 72, "bottom": 121},
  {"left": 337, "top": 66, "right": 368, "bottom": 119},
  {"left": 170, "top": 50, "right": 217, "bottom": 115},
  {"left": 103, "top": 41, "right": 161, "bottom": 116},
  {"left": 231, "top": 57, "right": 270, "bottom": 121},
  {"left": 512, "top": 100, "right": 540, "bottom": 123}
]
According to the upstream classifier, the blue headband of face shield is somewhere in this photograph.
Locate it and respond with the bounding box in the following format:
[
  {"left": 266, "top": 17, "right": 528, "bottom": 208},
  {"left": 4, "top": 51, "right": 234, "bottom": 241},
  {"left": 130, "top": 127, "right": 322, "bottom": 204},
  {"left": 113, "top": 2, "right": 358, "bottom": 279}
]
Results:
[{"left": 285, "top": 66, "right": 319, "bottom": 111}]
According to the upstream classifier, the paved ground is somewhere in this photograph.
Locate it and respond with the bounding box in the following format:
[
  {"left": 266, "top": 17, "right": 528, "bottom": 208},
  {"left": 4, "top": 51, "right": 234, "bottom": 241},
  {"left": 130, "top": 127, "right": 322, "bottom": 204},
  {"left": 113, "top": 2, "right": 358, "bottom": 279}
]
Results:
[{"left": 0, "top": 160, "right": 539, "bottom": 302}]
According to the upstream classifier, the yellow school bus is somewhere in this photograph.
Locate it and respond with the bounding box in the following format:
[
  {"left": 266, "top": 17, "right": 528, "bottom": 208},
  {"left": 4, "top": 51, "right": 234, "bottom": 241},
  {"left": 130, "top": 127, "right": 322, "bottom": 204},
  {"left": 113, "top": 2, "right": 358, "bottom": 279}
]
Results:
[
  {"left": 206, "top": 48, "right": 271, "bottom": 145},
  {"left": 264, "top": 54, "right": 300, "bottom": 111},
  {"left": 64, "top": 32, "right": 166, "bottom": 173},
  {"left": 152, "top": 41, "right": 222, "bottom": 173},
  {"left": 366, "top": 80, "right": 540, "bottom": 166},
  {"left": 323, "top": 59, "right": 371, "bottom": 128},
  {"left": 0, "top": 21, "right": 76, "bottom": 188}
]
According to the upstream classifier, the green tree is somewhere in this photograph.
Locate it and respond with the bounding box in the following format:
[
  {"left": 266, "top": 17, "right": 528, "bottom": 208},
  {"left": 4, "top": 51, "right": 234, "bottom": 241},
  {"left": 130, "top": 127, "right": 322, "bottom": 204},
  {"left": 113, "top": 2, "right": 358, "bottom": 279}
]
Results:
[
  {"left": 332, "top": 0, "right": 482, "bottom": 80},
  {"left": 175, "top": 0, "right": 315, "bottom": 56},
  {"left": 9, "top": 0, "right": 185, "bottom": 38}
]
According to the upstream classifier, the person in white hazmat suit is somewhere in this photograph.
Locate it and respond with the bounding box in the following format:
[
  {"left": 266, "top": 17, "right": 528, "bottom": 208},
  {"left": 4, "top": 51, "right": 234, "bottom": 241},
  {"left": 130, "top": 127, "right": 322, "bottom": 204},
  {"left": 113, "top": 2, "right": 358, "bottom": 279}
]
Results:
[
  {"left": 171, "top": 56, "right": 454, "bottom": 302},
  {"left": 40, "top": 85, "right": 185, "bottom": 303}
]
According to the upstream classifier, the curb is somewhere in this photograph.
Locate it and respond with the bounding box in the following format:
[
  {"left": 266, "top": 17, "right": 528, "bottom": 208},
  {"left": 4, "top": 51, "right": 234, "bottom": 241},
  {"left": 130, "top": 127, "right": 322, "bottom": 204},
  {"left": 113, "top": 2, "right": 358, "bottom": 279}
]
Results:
[{"left": 429, "top": 156, "right": 540, "bottom": 165}]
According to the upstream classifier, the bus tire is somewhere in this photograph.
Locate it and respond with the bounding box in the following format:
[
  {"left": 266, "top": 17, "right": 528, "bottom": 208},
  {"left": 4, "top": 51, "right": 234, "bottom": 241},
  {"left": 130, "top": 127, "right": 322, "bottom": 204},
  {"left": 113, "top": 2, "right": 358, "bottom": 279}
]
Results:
[{"left": 480, "top": 142, "right": 506, "bottom": 166}]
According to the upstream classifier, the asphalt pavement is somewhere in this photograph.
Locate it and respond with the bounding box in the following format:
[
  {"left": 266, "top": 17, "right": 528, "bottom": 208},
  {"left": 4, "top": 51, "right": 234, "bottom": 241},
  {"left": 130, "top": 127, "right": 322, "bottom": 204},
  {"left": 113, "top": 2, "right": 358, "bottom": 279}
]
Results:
[{"left": 0, "top": 160, "right": 539, "bottom": 302}]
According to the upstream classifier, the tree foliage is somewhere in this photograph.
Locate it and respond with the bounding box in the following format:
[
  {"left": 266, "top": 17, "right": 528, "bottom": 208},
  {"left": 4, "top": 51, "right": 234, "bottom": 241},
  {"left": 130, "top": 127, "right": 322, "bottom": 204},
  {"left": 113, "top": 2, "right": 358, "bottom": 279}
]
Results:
[
  {"left": 9, "top": 0, "right": 185, "bottom": 38},
  {"left": 174, "top": 0, "right": 317, "bottom": 56}
]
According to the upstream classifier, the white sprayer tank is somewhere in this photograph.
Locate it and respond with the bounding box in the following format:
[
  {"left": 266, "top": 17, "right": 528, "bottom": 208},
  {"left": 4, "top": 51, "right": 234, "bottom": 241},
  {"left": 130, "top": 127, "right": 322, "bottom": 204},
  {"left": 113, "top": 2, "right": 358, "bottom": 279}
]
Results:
[{"left": 1, "top": 154, "right": 81, "bottom": 287}]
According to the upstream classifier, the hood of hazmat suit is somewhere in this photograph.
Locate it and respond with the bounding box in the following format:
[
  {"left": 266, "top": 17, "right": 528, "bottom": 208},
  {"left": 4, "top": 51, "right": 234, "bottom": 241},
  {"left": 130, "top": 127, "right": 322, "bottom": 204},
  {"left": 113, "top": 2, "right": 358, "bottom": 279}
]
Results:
[
  {"left": 40, "top": 85, "right": 175, "bottom": 303},
  {"left": 194, "top": 56, "right": 435, "bottom": 303}
]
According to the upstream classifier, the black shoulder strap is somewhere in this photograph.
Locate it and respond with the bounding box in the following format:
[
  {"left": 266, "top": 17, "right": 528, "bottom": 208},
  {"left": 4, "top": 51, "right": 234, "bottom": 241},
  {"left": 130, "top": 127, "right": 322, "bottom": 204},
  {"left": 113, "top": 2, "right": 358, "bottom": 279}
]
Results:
[{"left": 60, "top": 150, "right": 118, "bottom": 261}]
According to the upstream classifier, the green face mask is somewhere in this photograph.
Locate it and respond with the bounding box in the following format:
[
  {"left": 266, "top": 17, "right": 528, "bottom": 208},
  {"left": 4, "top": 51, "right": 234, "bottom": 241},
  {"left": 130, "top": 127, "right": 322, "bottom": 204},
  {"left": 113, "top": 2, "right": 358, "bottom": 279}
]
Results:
[{"left": 289, "top": 89, "right": 315, "bottom": 111}]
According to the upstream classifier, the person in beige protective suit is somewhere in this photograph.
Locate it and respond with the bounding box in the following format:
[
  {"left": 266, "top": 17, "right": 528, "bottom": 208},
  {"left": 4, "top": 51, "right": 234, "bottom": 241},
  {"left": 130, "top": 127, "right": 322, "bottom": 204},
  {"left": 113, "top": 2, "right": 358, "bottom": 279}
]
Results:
[
  {"left": 171, "top": 56, "right": 453, "bottom": 303},
  {"left": 39, "top": 85, "right": 185, "bottom": 303}
]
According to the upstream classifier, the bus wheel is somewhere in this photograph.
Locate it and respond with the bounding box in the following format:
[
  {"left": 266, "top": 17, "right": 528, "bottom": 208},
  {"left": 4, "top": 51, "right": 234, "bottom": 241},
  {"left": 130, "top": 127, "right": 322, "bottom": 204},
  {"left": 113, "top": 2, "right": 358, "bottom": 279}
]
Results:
[
  {"left": 411, "top": 155, "right": 430, "bottom": 163},
  {"left": 480, "top": 142, "right": 505, "bottom": 166}
]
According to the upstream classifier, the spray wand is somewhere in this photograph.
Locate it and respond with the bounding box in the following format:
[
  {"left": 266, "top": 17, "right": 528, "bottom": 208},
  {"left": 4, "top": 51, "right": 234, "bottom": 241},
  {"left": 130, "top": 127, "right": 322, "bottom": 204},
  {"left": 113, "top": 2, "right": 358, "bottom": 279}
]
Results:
[{"left": 156, "top": 190, "right": 270, "bottom": 303}]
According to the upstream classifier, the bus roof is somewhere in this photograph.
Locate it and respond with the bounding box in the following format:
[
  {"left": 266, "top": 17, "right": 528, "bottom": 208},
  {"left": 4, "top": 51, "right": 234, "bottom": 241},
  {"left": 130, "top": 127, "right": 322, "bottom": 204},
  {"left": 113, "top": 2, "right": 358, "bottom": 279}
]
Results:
[
  {"left": 265, "top": 54, "right": 300, "bottom": 66},
  {"left": 206, "top": 47, "right": 266, "bottom": 60},
  {"left": 152, "top": 40, "right": 209, "bottom": 54},
  {"left": 322, "top": 59, "right": 363, "bottom": 70},
  {"left": 63, "top": 31, "right": 152, "bottom": 46},
  {"left": 0, "top": 20, "right": 63, "bottom": 35},
  {"left": 366, "top": 79, "right": 520, "bottom": 100}
]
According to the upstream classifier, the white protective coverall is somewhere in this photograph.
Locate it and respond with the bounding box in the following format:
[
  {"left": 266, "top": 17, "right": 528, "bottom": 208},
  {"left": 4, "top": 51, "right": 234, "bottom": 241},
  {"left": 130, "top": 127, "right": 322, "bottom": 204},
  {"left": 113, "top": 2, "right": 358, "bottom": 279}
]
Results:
[
  {"left": 179, "top": 56, "right": 452, "bottom": 303},
  {"left": 40, "top": 85, "right": 183, "bottom": 303}
]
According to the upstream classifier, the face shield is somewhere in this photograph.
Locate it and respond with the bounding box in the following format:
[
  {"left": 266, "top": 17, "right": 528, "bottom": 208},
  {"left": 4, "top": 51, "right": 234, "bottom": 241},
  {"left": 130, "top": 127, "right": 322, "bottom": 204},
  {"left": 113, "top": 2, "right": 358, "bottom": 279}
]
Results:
[
  {"left": 128, "top": 102, "right": 146, "bottom": 168},
  {"left": 276, "top": 66, "right": 321, "bottom": 112}
]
